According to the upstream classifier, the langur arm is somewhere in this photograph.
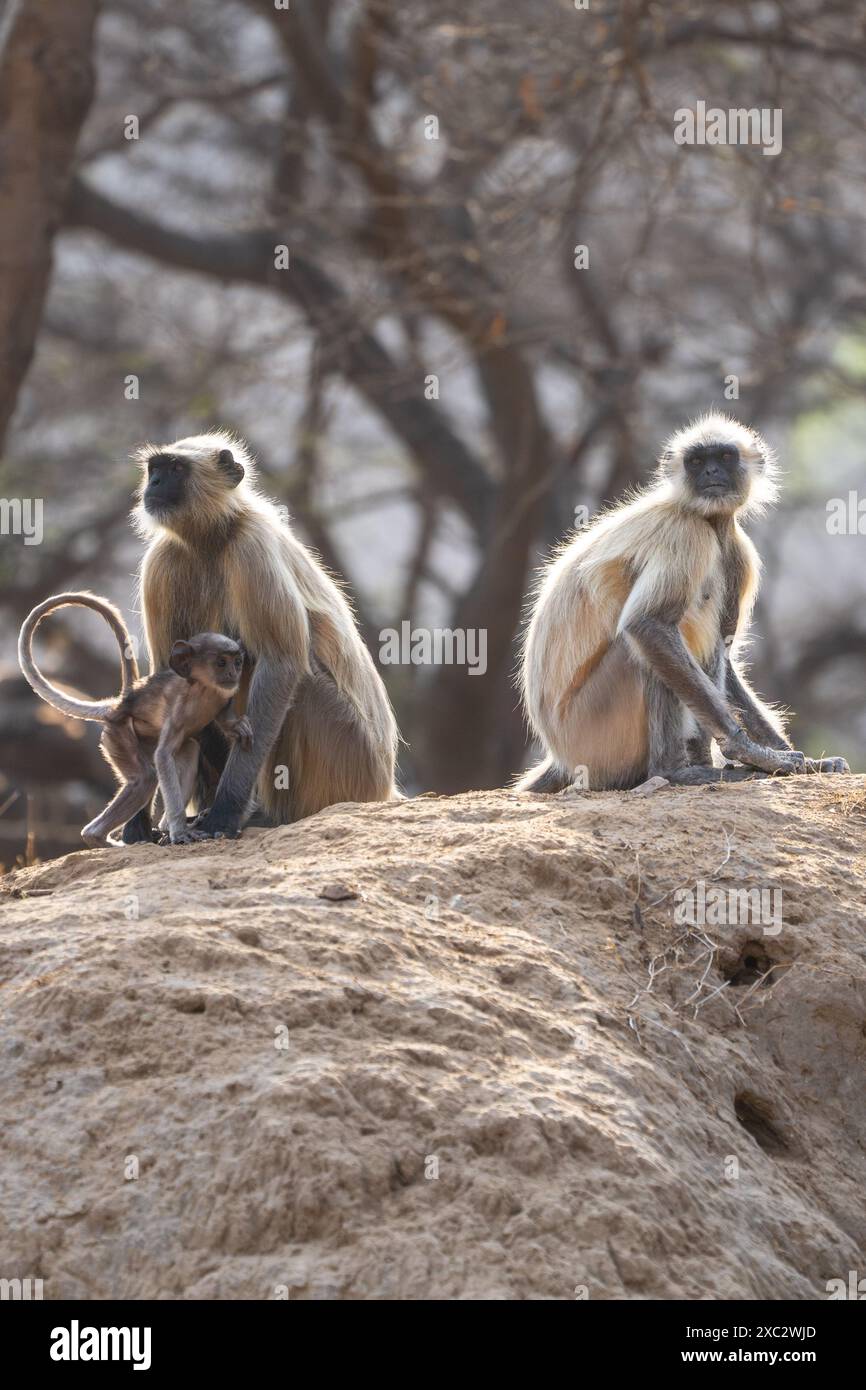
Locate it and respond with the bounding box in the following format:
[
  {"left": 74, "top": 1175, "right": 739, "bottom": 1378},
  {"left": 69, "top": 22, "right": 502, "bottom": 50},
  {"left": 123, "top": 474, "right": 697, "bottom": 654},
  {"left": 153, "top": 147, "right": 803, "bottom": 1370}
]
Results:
[
  {"left": 725, "top": 657, "right": 790, "bottom": 750},
  {"left": 625, "top": 615, "right": 807, "bottom": 775},
  {"left": 725, "top": 654, "right": 849, "bottom": 774},
  {"left": 191, "top": 656, "right": 300, "bottom": 838}
]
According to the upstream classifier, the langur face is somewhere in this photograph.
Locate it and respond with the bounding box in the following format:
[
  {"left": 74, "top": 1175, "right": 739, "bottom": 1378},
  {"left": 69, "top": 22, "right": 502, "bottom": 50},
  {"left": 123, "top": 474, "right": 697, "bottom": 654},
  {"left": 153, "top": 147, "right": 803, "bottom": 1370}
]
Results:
[
  {"left": 660, "top": 414, "right": 776, "bottom": 518},
  {"left": 143, "top": 453, "right": 189, "bottom": 519},
  {"left": 140, "top": 445, "right": 245, "bottom": 528},
  {"left": 170, "top": 635, "right": 245, "bottom": 690},
  {"left": 682, "top": 440, "right": 748, "bottom": 509},
  {"left": 209, "top": 642, "right": 245, "bottom": 690}
]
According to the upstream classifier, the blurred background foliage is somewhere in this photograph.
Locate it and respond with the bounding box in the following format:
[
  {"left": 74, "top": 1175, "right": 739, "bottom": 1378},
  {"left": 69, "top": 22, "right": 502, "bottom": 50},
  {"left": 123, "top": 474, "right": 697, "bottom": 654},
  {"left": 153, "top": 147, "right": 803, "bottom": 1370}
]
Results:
[{"left": 0, "top": 0, "right": 864, "bottom": 862}]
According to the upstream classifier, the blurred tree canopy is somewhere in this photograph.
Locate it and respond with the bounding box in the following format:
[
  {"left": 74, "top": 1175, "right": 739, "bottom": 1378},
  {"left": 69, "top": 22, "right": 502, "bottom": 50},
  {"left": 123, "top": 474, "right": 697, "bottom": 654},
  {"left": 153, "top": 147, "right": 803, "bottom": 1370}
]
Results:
[{"left": 0, "top": 0, "right": 865, "bottom": 861}]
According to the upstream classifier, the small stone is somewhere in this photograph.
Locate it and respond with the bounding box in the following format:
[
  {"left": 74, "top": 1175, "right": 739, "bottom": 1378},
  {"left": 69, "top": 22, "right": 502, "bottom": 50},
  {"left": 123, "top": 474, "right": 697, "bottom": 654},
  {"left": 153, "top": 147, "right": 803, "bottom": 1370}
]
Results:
[
  {"left": 628, "top": 776, "right": 670, "bottom": 797},
  {"left": 235, "top": 926, "right": 261, "bottom": 946},
  {"left": 318, "top": 882, "right": 359, "bottom": 902}
]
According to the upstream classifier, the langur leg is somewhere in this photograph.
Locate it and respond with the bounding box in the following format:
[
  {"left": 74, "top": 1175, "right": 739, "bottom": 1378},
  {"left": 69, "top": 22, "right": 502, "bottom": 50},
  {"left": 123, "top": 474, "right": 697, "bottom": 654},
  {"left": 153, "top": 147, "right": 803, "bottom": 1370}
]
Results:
[
  {"left": 191, "top": 657, "right": 299, "bottom": 839},
  {"left": 645, "top": 648, "right": 765, "bottom": 784},
  {"left": 627, "top": 616, "right": 810, "bottom": 776},
  {"left": 83, "top": 725, "right": 158, "bottom": 848},
  {"left": 683, "top": 646, "right": 720, "bottom": 768},
  {"left": 684, "top": 722, "right": 713, "bottom": 766},
  {"left": 121, "top": 808, "right": 155, "bottom": 844},
  {"left": 155, "top": 736, "right": 203, "bottom": 845},
  {"left": 82, "top": 775, "right": 158, "bottom": 848},
  {"left": 192, "top": 726, "right": 280, "bottom": 822},
  {"left": 664, "top": 764, "right": 767, "bottom": 785},
  {"left": 535, "top": 639, "right": 648, "bottom": 791},
  {"left": 646, "top": 673, "right": 689, "bottom": 779},
  {"left": 264, "top": 669, "right": 396, "bottom": 821},
  {"left": 265, "top": 667, "right": 397, "bottom": 821},
  {"left": 643, "top": 675, "right": 755, "bottom": 784},
  {"left": 123, "top": 721, "right": 227, "bottom": 844},
  {"left": 158, "top": 739, "right": 199, "bottom": 836},
  {"left": 191, "top": 722, "right": 229, "bottom": 813}
]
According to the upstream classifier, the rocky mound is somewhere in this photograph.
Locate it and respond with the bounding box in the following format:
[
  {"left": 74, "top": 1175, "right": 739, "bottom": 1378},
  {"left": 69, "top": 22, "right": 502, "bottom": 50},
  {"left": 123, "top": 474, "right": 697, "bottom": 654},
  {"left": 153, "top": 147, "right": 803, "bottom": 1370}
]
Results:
[{"left": 1, "top": 777, "right": 865, "bottom": 1299}]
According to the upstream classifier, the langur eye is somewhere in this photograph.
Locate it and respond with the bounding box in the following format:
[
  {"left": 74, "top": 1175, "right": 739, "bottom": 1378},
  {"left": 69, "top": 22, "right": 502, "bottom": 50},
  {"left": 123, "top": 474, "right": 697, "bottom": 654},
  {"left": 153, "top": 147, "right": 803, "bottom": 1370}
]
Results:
[
  {"left": 721, "top": 449, "right": 736, "bottom": 464},
  {"left": 171, "top": 461, "right": 182, "bottom": 474}
]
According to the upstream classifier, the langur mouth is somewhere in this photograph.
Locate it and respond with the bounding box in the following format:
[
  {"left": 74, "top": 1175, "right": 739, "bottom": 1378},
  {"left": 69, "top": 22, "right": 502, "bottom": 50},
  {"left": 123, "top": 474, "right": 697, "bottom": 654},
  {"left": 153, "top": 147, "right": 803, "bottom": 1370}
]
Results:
[{"left": 143, "top": 498, "right": 174, "bottom": 517}]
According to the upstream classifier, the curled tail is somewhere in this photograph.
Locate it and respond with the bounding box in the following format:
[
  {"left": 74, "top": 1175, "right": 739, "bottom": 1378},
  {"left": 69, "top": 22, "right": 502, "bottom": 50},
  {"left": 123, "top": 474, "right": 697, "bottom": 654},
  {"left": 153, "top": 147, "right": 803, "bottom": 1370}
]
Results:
[
  {"left": 18, "top": 592, "right": 139, "bottom": 722},
  {"left": 514, "top": 756, "right": 572, "bottom": 794}
]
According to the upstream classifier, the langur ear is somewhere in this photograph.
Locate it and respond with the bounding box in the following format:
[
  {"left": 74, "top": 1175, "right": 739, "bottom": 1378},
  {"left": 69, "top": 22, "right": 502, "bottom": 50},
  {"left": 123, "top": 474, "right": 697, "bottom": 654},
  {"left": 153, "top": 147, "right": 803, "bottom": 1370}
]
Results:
[
  {"left": 169, "top": 640, "right": 195, "bottom": 678},
  {"left": 217, "top": 449, "right": 245, "bottom": 488}
]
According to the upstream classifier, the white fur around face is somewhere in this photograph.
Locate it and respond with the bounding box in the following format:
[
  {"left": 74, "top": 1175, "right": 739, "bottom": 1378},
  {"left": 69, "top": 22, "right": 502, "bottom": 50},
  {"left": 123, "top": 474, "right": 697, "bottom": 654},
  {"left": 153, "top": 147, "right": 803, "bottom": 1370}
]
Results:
[{"left": 657, "top": 412, "right": 779, "bottom": 518}]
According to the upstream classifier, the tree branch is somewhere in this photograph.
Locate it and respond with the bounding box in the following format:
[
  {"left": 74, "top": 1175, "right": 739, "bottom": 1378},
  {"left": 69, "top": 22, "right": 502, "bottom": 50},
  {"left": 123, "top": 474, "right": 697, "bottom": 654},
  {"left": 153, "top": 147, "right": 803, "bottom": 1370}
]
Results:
[{"left": 64, "top": 176, "right": 494, "bottom": 530}]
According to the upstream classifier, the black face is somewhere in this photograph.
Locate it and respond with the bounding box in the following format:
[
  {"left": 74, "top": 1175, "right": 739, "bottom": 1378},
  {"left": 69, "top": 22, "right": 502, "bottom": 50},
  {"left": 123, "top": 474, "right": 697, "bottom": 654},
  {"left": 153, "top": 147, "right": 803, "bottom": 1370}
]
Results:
[
  {"left": 684, "top": 442, "right": 743, "bottom": 499},
  {"left": 170, "top": 636, "right": 244, "bottom": 687},
  {"left": 211, "top": 647, "right": 244, "bottom": 689},
  {"left": 143, "top": 453, "right": 189, "bottom": 516}
]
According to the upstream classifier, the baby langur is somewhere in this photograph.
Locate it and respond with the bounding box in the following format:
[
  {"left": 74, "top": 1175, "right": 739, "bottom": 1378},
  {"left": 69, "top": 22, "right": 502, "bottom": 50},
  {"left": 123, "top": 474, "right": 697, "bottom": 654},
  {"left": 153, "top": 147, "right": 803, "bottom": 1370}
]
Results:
[
  {"left": 518, "top": 413, "right": 849, "bottom": 791},
  {"left": 18, "top": 593, "right": 252, "bottom": 847}
]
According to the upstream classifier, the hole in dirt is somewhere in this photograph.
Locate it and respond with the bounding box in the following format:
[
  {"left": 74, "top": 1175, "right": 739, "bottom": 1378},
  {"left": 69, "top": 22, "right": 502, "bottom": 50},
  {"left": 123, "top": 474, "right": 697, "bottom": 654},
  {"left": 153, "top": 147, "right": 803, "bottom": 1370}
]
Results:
[
  {"left": 734, "top": 1092, "right": 789, "bottom": 1155},
  {"left": 722, "top": 940, "right": 787, "bottom": 989}
]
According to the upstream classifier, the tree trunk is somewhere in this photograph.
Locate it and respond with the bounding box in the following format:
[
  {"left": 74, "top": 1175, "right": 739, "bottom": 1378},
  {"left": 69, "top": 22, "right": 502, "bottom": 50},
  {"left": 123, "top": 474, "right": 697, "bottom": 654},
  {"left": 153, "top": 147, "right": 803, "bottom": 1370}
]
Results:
[
  {"left": 0, "top": 0, "right": 99, "bottom": 449},
  {"left": 420, "top": 345, "right": 554, "bottom": 792}
]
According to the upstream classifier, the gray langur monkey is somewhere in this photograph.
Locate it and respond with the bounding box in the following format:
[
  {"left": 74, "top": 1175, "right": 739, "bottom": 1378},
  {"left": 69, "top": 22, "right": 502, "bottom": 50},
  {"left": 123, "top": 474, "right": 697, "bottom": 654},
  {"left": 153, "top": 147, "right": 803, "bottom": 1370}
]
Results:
[
  {"left": 18, "top": 593, "right": 251, "bottom": 846},
  {"left": 517, "top": 413, "right": 850, "bottom": 791},
  {"left": 129, "top": 431, "right": 399, "bottom": 842}
]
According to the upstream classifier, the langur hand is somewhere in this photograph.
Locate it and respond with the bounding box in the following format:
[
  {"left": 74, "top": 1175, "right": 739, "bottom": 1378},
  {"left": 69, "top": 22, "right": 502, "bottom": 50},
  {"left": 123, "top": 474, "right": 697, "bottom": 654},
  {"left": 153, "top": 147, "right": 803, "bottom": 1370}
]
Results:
[
  {"left": 231, "top": 716, "right": 254, "bottom": 751},
  {"left": 719, "top": 730, "right": 809, "bottom": 775}
]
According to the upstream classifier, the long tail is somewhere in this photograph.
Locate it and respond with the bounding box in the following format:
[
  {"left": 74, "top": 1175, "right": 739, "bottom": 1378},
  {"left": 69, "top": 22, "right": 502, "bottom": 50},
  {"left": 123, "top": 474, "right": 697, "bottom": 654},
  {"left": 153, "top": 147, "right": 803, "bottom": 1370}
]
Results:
[{"left": 18, "top": 592, "right": 139, "bottom": 721}]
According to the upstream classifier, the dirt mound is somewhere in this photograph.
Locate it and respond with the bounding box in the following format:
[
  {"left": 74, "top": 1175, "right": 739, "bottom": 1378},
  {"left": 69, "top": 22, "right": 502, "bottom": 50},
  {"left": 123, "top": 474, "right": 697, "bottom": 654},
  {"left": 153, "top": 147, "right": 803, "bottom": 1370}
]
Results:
[{"left": 1, "top": 778, "right": 865, "bottom": 1299}]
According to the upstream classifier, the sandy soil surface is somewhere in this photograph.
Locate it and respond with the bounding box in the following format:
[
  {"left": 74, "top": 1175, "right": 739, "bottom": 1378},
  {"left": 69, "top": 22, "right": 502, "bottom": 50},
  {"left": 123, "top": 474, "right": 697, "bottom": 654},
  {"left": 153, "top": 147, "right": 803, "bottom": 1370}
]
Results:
[{"left": 1, "top": 776, "right": 865, "bottom": 1300}]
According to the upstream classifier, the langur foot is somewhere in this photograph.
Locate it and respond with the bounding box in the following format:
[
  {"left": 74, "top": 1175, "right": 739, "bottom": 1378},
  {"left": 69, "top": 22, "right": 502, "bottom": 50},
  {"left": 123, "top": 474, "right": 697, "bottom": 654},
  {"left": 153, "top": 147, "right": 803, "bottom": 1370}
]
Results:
[
  {"left": 121, "top": 809, "right": 157, "bottom": 844},
  {"left": 661, "top": 764, "right": 767, "bottom": 785},
  {"left": 81, "top": 829, "right": 113, "bottom": 849},
  {"left": 804, "top": 756, "right": 849, "bottom": 774},
  {"left": 187, "top": 808, "right": 243, "bottom": 840}
]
